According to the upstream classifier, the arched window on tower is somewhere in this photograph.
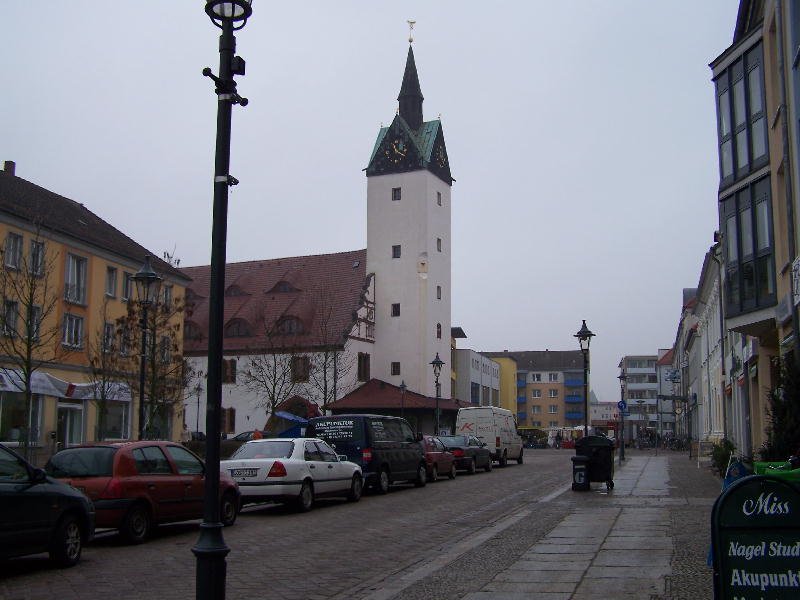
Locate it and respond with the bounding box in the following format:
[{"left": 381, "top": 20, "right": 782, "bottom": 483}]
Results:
[{"left": 436, "top": 323, "right": 442, "bottom": 339}]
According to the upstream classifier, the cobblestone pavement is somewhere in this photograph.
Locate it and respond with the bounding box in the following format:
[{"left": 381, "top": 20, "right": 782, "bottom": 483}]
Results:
[{"left": 0, "top": 449, "right": 721, "bottom": 600}]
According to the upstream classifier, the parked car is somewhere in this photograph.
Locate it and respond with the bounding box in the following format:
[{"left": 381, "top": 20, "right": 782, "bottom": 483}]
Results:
[
  {"left": 422, "top": 435, "right": 456, "bottom": 481},
  {"left": 0, "top": 442, "right": 94, "bottom": 566},
  {"left": 455, "top": 406, "right": 524, "bottom": 466},
  {"left": 307, "top": 414, "right": 427, "bottom": 493},
  {"left": 438, "top": 434, "right": 493, "bottom": 474},
  {"left": 45, "top": 440, "right": 240, "bottom": 544},
  {"left": 221, "top": 438, "right": 363, "bottom": 511},
  {"left": 230, "top": 430, "right": 268, "bottom": 442}
]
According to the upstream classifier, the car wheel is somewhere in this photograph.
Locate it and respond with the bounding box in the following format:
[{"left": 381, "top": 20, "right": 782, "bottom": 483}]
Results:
[
  {"left": 431, "top": 465, "right": 438, "bottom": 482},
  {"left": 296, "top": 480, "right": 314, "bottom": 512},
  {"left": 375, "top": 468, "right": 390, "bottom": 494},
  {"left": 347, "top": 474, "right": 363, "bottom": 502},
  {"left": 49, "top": 514, "right": 82, "bottom": 567},
  {"left": 517, "top": 449, "right": 524, "bottom": 465},
  {"left": 414, "top": 463, "right": 427, "bottom": 487},
  {"left": 499, "top": 452, "right": 508, "bottom": 468},
  {"left": 448, "top": 463, "right": 457, "bottom": 479},
  {"left": 121, "top": 503, "right": 152, "bottom": 544},
  {"left": 484, "top": 456, "right": 493, "bottom": 472},
  {"left": 220, "top": 491, "right": 238, "bottom": 526},
  {"left": 467, "top": 458, "right": 477, "bottom": 475}
]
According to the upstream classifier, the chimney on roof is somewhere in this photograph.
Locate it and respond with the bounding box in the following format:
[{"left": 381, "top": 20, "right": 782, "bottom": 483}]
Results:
[{"left": 3, "top": 161, "right": 15, "bottom": 176}]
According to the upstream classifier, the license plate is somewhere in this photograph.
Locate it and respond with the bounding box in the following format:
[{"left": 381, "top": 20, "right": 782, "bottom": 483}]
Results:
[{"left": 231, "top": 468, "right": 258, "bottom": 478}]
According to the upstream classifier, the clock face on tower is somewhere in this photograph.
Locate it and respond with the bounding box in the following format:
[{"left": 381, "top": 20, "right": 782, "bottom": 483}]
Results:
[
  {"left": 435, "top": 144, "right": 448, "bottom": 169},
  {"left": 385, "top": 137, "right": 408, "bottom": 164}
]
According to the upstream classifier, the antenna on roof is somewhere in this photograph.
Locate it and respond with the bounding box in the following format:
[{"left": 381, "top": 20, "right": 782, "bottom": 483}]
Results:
[{"left": 407, "top": 20, "right": 416, "bottom": 44}]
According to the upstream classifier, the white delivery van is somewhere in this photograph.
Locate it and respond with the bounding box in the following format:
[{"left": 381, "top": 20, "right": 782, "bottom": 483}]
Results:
[{"left": 455, "top": 406, "right": 523, "bottom": 467}]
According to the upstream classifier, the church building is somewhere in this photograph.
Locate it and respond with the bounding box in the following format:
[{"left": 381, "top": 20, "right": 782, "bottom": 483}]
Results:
[{"left": 183, "top": 42, "right": 456, "bottom": 435}]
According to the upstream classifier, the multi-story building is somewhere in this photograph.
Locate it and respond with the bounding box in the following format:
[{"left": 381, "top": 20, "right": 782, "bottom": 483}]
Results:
[
  {"left": 618, "top": 355, "right": 658, "bottom": 442},
  {"left": 485, "top": 350, "right": 586, "bottom": 431},
  {"left": 454, "top": 349, "right": 500, "bottom": 407},
  {"left": 0, "top": 161, "right": 188, "bottom": 463},
  {"left": 709, "top": 0, "right": 799, "bottom": 456},
  {"left": 655, "top": 348, "right": 676, "bottom": 436}
]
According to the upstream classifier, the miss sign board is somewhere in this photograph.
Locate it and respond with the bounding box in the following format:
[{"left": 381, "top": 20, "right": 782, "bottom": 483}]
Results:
[{"left": 711, "top": 475, "right": 800, "bottom": 599}]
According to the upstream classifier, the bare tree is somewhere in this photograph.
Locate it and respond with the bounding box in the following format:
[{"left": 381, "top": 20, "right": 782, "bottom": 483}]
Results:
[
  {"left": 241, "top": 319, "right": 301, "bottom": 422},
  {"left": 116, "top": 290, "right": 188, "bottom": 439},
  {"left": 85, "top": 297, "right": 133, "bottom": 440},
  {"left": 306, "top": 286, "right": 356, "bottom": 414},
  {"left": 0, "top": 226, "right": 67, "bottom": 459}
]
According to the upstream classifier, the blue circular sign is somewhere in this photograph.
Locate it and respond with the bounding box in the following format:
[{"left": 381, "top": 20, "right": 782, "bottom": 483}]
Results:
[{"left": 617, "top": 400, "right": 627, "bottom": 410}]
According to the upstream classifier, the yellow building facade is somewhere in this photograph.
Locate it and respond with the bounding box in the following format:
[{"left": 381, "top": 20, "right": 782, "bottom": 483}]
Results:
[{"left": 0, "top": 162, "right": 189, "bottom": 464}]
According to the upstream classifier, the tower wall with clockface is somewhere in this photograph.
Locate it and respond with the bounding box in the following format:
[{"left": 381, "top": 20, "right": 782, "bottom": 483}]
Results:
[{"left": 366, "top": 169, "right": 451, "bottom": 398}]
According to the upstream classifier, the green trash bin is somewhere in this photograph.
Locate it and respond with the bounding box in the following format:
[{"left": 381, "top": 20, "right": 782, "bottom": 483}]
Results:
[{"left": 575, "top": 435, "right": 615, "bottom": 490}]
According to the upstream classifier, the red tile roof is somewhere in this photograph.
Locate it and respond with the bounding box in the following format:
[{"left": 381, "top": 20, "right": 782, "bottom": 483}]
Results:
[
  {"left": 656, "top": 349, "right": 675, "bottom": 366},
  {"left": 331, "top": 379, "right": 466, "bottom": 411},
  {"left": 181, "top": 249, "right": 368, "bottom": 355}
]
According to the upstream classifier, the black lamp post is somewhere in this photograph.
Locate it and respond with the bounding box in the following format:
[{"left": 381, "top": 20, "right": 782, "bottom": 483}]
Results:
[
  {"left": 574, "top": 320, "right": 595, "bottom": 438},
  {"left": 617, "top": 372, "right": 626, "bottom": 461},
  {"left": 132, "top": 255, "right": 162, "bottom": 441},
  {"left": 399, "top": 380, "right": 406, "bottom": 420},
  {"left": 193, "top": 2, "right": 252, "bottom": 599},
  {"left": 194, "top": 381, "right": 204, "bottom": 435},
  {"left": 430, "top": 353, "right": 444, "bottom": 434}
]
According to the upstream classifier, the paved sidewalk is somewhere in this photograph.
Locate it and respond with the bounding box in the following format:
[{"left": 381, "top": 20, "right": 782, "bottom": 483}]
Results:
[{"left": 461, "top": 452, "right": 719, "bottom": 600}]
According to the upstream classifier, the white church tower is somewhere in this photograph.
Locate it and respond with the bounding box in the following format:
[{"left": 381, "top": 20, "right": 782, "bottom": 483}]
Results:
[{"left": 365, "top": 42, "right": 454, "bottom": 397}]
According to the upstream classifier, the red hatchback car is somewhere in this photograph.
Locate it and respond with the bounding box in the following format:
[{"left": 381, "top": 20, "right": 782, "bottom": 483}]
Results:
[
  {"left": 422, "top": 435, "right": 456, "bottom": 481},
  {"left": 45, "top": 440, "right": 240, "bottom": 544}
]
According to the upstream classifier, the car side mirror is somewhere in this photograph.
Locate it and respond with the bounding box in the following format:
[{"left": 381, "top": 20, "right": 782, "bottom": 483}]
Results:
[
  {"left": 32, "top": 467, "right": 48, "bottom": 483},
  {"left": 415, "top": 432, "right": 423, "bottom": 442}
]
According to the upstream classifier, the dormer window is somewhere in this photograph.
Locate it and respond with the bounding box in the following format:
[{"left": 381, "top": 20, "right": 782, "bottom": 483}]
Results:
[
  {"left": 184, "top": 322, "right": 203, "bottom": 340},
  {"left": 225, "top": 285, "right": 246, "bottom": 297},
  {"left": 270, "top": 280, "right": 297, "bottom": 293},
  {"left": 276, "top": 316, "right": 304, "bottom": 334},
  {"left": 224, "top": 319, "right": 251, "bottom": 338}
]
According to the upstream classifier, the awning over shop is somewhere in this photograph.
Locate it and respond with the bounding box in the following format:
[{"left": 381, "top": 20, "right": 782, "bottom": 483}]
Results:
[{"left": 0, "top": 369, "right": 131, "bottom": 401}]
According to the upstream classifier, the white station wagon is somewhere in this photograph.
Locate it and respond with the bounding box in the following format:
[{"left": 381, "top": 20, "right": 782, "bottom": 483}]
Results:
[{"left": 221, "top": 437, "right": 363, "bottom": 511}]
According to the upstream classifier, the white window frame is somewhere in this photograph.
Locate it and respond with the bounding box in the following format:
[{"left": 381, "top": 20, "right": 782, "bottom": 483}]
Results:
[
  {"left": 4, "top": 233, "right": 22, "bottom": 270},
  {"left": 105, "top": 266, "right": 117, "bottom": 297},
  {"left": 29, "top": 240, "right": 45, "bottom": 277},
  {"left": 62, "top": 313, "right": 84, "bottom": 348},
  {"left": 549, "top": 404, "right": 558, "bottom": 414},
  {"left": 549, "top": 389, "right": 558, "bottom": 398},
  {"left": 3, "top": 300, "right": 18, "bottom": 337},
  {"left": 65, "top": 254, "right": 87, "bottom": 305}
]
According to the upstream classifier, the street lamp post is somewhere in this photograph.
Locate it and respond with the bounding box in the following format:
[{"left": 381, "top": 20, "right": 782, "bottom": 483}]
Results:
[
  {"left": 430, "top": 353, "right": 444, "bottom": 434},
  {"left": 132, "top": 255, "right": 162, "bottom": 441},
  {"left": 617, "top": 372, "right": 626, "bottom": 462},
  {"left": 574, "top": 320, "right": 595, "bottom": 438},
  {"left": 194, "top": 381, "right": 204, "bottom": 435},
  {"left": 193, "top": 2, "right": 252, "bottom": 599},
  {"left": 399, "top": 380, "right": 406, "bottom": 420}
]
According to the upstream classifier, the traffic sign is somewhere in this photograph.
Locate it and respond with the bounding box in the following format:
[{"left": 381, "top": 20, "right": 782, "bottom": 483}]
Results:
[{"left": 617, "top": 400, "right": 627, "bottom": 411}]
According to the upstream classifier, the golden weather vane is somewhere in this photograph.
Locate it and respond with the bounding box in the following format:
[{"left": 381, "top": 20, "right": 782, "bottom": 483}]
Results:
[{"left": 408, "top": 20, "right": 416, "bottom": 44}]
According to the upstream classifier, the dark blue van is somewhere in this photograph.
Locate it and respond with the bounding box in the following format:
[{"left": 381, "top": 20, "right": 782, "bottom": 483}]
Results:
[{"left": 306, "top": 414, "right": 426, "bottom": 494}]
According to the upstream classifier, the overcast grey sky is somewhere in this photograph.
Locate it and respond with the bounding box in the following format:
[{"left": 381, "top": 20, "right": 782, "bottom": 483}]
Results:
[{"left": 2, "top": 1, "right": 739, "bottom": 405}]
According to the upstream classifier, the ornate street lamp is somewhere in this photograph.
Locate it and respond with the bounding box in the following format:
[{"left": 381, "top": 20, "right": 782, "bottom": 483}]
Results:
[
  {"left": 131, "top": 255, "right": 162, "bottom": 441},
  {"left": 193, "top": 2, "right": 252, "bottom": 599},
  {"left": 399, "top": 380, "right": 407, "bottom": 420},
  {"left": 430, "top": 353, "right": 444, "bottom": 434},
  {"left": 194, "top": 381, "right": 204, "bottom": 435},
  {"left": 574, "top": 320, "right": 595, "bottom": 438},
  {"left": 617, "top": 372, "right": 626, "bottom": 462}
]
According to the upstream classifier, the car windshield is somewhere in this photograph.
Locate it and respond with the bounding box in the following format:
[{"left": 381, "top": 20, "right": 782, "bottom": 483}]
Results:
[
  {"left": 45, "top": 447, "right": 116, "bottom": 477},
  {"left": 230, "top": 440, "right": 294, "bottom": 459},
  {"left": 438, "top": 435, "right": 467, "bottom": 447}
]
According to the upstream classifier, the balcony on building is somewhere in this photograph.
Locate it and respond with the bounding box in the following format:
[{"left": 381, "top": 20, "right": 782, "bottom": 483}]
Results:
[
  {"left": 565, "top": 411, "right": 583, "bottom": 421},
  {"left": 564, "top": 378, "right": 583, "bottom": 387},
  {"left": 565, "top": 394, "right": 583, "bottom": 404},
  {"left": 517, "top": 411, "right": 526, "bottom": 421},
  {"left": 516, "top": 378, "right": 526, "bottom": 388},
  {"left": 517, "top": 395, "right": 526, "bottom": 404}
]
